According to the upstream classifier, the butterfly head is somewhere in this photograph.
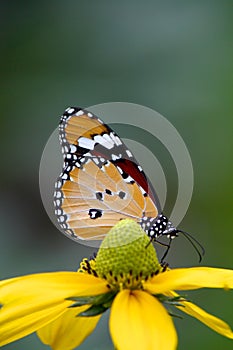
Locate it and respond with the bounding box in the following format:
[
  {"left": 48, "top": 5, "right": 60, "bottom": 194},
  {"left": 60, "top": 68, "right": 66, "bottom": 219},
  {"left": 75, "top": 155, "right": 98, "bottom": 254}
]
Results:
[
  {"left": 141, "top": 214, "right": 205, "bottom": 263},
  {"left": 140, "top": 213, "right": 179, "bottom": 240}
]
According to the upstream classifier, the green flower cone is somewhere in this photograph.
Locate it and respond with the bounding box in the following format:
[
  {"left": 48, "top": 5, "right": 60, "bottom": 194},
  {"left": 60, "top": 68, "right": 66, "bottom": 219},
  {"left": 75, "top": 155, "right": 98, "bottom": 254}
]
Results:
[{"left": 95, "top": 219, "right": 161, "bottom": 288}]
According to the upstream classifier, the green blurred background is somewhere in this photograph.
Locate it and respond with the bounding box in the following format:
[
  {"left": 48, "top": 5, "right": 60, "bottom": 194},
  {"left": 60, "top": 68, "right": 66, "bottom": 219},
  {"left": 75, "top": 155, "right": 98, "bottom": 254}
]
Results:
[{"left": 1, "top": 0, "right": 232, "bottom": 349}]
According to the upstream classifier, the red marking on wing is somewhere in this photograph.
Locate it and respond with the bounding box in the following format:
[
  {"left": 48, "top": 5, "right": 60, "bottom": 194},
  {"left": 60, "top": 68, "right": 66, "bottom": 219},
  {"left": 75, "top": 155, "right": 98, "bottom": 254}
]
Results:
[{"left": 114, "top": 159, "right": 156, "bottom": 202}]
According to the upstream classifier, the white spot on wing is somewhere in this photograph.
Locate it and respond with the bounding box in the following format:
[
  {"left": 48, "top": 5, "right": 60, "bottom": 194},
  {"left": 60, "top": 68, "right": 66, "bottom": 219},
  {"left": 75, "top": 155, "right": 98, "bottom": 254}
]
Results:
[
  {"left": 126, "top": 149, "right": 133, "bottom": 157},
  {"left": 125, "top": 175, "right": 134, "bottom": 183},
  {"left": 70, "top": 145, "right": 77, "bottom": 153},
  {"left": 93, "top": 157, "right": 99, "bottom": 164},
  {"left": 110, "top": 132, "right": 122, "bottom": 146},
  {"left": 78, "top": 137, "right": 96, "bottom": 150},
  {"left": 103, "top": 133, "right": 113, "bottom": 144},
  {"left": 94, "top": 135, "right": 114, "bottom": 149},
  {"left": 117, "top": 166, "right": 123, "bottom": 174},
  {"left": 56, "top": 191, "right": 62, "bottom": 198},
  {"left": 59, "top": 215, "right": 65, "bottom": 222},
  {"left": 112, "top": 154, "right": 120, "bottom": 161},
  {"left": 75, "top": 110, "right": 84, "bottom": 116}
]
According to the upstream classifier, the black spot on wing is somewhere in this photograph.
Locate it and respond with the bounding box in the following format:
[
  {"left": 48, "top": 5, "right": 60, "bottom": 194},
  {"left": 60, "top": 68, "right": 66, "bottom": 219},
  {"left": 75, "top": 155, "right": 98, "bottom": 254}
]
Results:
[
  {"left": 96, "top": 192, "right": 103, "bottom": 201},
  {"left": 105, "top": 189, "right": 112, "bottom": 195},
  {"left": 118, "top": 191, "right": 126, "bottom": 199},
  {"left": 88, "top": 209, "right": 103, "bottom": 219}
]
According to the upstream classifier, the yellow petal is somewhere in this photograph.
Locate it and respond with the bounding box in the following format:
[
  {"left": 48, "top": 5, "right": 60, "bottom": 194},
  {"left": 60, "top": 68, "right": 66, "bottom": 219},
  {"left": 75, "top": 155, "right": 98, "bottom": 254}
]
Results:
[
  {"left": 0, "top": 303, "right": 69, "bottom": 347},
  {"left": 166, "top": 291, "right": 233, "bottom": 339},
  {"left": 0, "top": 272, "right": 109, "bottom": 346},
  {"left": 110, "top": 289, "right": 177, "bottom": 350},
  {"left": 178, "top": 300, "right": 233, "bottom": 339},
  {"left": 37, "top": 305, "right": 101, "bottom": 350},
  {"left": 144, "top": 267, "right": 233, "bottom": 294}
]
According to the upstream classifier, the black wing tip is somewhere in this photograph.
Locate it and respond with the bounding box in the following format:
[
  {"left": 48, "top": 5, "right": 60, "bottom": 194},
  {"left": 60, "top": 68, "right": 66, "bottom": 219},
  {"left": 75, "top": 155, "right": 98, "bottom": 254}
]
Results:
[
  {"left": 59, "top": 107, "right": 86, "bottom": 124},
  {"left": 64, "top": 106, "right": 83, "bottom": 114}
]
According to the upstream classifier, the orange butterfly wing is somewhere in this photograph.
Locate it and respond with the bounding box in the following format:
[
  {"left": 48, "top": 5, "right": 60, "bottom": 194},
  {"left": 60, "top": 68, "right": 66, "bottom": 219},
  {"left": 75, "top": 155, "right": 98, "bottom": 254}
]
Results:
[{"left": 54, "top": 107, "right": 159, "bottom": 241}]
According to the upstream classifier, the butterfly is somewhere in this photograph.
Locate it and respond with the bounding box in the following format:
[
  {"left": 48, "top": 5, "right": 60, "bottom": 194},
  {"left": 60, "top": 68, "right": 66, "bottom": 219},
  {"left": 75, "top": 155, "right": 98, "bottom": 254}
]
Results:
[{"left": 54, "top": 107, "right": 204, "bottom": 261}]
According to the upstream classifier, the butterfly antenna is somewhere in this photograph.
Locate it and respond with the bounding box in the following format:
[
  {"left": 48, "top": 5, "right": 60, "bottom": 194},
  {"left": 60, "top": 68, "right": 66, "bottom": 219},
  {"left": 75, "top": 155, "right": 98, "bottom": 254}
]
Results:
[{"left": 177, "top": 230, "right": 205, "bottom": 262}]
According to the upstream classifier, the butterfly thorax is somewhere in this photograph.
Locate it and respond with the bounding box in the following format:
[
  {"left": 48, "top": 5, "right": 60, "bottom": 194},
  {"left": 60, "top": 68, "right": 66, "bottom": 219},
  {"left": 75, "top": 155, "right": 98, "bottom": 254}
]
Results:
[{"left": 140, "top": 214, "right": 179, "bottom": 240}]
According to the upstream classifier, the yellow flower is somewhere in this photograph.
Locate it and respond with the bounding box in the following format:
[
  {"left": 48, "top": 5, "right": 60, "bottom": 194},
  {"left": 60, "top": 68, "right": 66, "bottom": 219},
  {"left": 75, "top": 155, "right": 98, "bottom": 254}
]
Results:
[{"left": 0, "top": 219, "right": 233, "bottom": 350}]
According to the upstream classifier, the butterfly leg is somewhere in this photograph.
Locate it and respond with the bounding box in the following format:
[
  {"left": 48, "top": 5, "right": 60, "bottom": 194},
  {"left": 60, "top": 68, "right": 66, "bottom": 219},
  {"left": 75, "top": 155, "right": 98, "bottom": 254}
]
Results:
[{"left": 153, "top": 237, "right": 172, "bottom": 263}]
